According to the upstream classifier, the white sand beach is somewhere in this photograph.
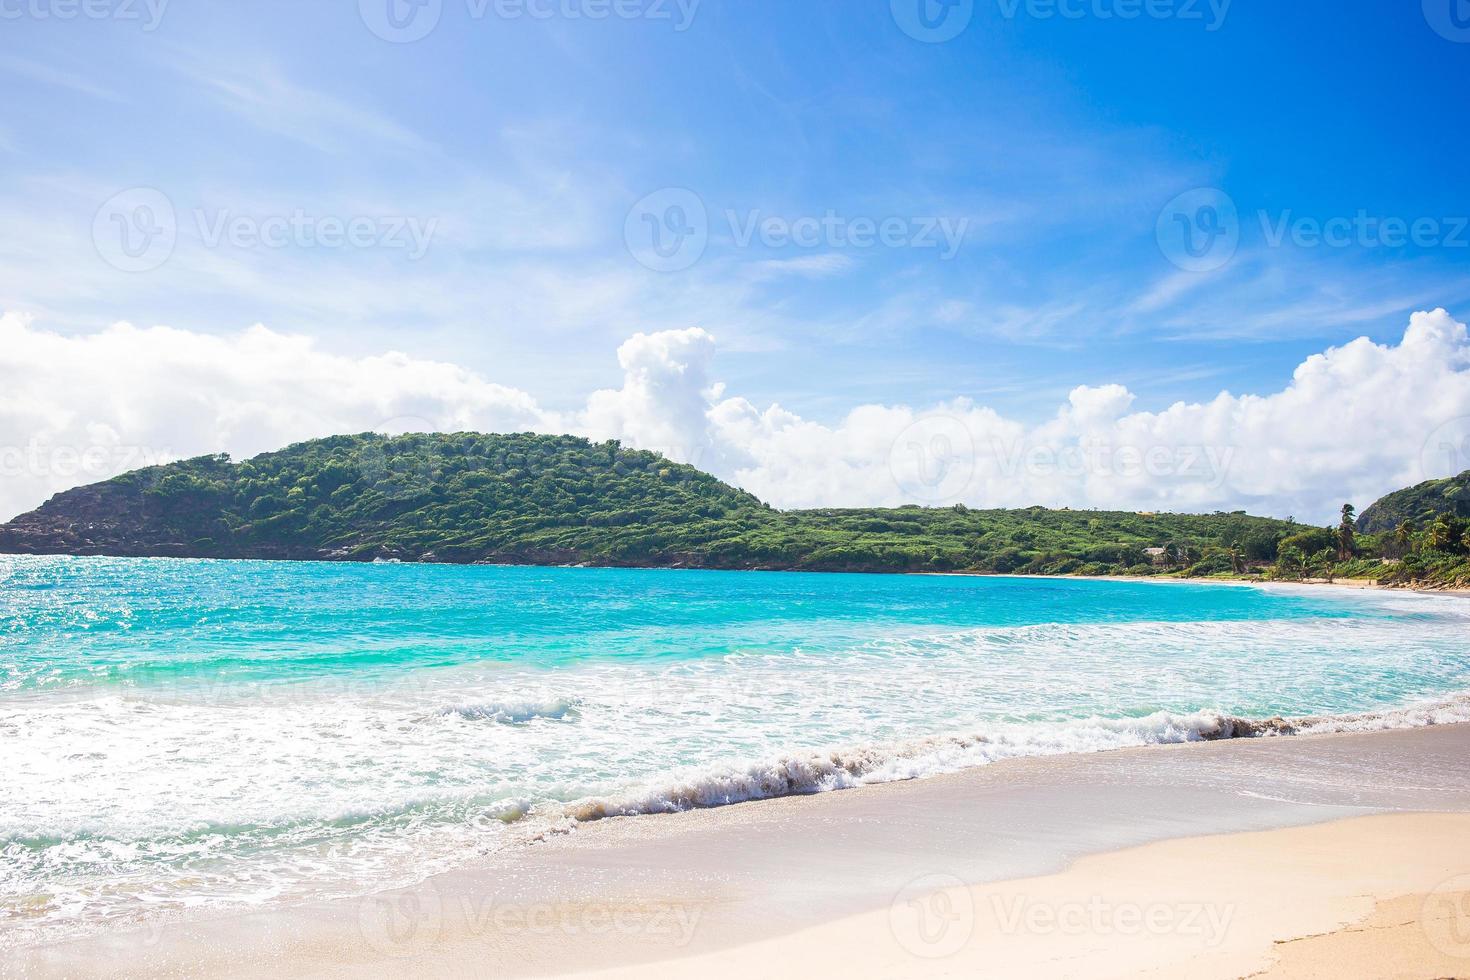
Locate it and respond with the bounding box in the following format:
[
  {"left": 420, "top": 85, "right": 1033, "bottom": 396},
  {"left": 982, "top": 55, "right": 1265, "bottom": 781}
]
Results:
[{"left": 14, "top": 723, "right": 1470, "bottom": 979}]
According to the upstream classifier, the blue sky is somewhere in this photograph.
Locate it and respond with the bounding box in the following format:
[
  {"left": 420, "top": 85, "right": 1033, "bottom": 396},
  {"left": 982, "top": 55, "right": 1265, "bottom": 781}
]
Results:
[
  {"left": 2, "top": 0, "right": 1466, "bottom": 418},
  {"left": 2, "top": 1, "right": 1470, "bottom": 524}
]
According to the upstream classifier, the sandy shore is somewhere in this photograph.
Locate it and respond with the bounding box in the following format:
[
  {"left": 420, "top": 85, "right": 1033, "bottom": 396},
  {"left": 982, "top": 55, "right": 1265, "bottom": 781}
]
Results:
[
  {"left": 12, "top": 723, "right": 1470, "bottom": 979},
  {"left": 925, "top": 569, "right": 1470, "bottom": 598},
  {"left": 568, "top": 813, "right": 1470, "bottom": 980}
]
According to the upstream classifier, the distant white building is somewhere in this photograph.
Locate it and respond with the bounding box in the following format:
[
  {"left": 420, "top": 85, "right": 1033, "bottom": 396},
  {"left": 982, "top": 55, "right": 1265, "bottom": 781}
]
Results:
[{"left": 1144, "top": 547, "right": 1169, "bottom": 565}]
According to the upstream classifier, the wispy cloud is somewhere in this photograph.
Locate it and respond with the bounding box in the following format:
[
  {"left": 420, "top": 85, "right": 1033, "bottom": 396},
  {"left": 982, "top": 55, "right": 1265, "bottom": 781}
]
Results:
[
  {"left": 174, "top": 61, "right": 435, "bottom": 156},
  {"left": 1126, "top": 269, "right": 1219, "bottom": 315},
  {"left": 748, "top": 253, "right": 856, "bottom": 279},
  {"left": 0, "top": 54, "right": 125, "bottom": 103}
]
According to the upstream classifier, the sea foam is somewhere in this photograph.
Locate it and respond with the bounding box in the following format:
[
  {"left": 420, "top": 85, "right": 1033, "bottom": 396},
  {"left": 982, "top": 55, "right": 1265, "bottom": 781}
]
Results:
[
  {"left": 432, "top": 697, "right": 579, "bottom": 724},
  {"left": 545, "top": 692, "right": 1470, "bottom": 825}
]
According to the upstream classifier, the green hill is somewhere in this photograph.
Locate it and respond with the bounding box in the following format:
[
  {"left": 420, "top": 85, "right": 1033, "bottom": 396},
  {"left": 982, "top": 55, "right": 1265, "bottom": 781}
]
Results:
[
  {"left": 1357, "top": 471, "right": 1470, "bottom": 534},
  {"left": 0, "top": 431, "right": 1298, "bottom": 575}
]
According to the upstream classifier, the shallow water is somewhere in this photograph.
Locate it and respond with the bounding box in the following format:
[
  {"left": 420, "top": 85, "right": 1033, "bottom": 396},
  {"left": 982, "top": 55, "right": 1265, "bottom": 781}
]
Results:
[{"left": 2, "top": 555, "right": 1467, "bottom": 946}]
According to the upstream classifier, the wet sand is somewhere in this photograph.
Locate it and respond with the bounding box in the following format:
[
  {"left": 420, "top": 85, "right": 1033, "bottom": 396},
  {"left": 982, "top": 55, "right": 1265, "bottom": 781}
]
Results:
[{"left": 12, "top": 724, "right": 1470, "bottom": 978}]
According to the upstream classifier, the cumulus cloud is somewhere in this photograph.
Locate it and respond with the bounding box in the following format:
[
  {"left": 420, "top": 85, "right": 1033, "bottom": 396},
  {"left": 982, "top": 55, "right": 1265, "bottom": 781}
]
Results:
[
  {"left": 705, "top": 310, "right": 1470, "bottom": 521},
  {"left": 0, "top": 313, "right": 560, "bottom": 521},
  {"left": 578, "top": 328, "right": 718, "bottom": 465},
  {"left": 3, "top": 309, "right": 1469, "bottom": 525}
]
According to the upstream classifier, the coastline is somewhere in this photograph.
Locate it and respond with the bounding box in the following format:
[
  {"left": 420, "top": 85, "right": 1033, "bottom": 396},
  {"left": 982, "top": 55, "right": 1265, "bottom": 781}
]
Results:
[
  {"left": 13, "top": 723, "right": 1470, "bottom": 978},
  {"left": 7, "top": 550, "right": 1467, "bottom": 599},
  {"left": 923, "top": 568, "right": 1470, "bottom": 598}
]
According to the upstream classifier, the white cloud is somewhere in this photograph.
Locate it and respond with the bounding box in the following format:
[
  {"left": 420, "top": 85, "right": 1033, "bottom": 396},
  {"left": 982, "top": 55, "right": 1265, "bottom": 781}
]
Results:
[
  {"left": 0, "top": 314, "right": 557, "bottom": 521},
  {"left": 747, "top": 254, "right": 856, "bottom": 279},
  {"left": 705, "top": 310, "right": 1470, "bottom": 521},
  {"left": 3, "top": 309, "right": 1469, "bottom": 525},
  {"left": 578, "top": 327, "right": 719, "bottom": 464}
]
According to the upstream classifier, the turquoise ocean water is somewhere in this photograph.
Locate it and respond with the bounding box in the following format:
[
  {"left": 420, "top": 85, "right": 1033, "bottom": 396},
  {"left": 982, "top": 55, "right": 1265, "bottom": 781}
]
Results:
[{"left": 2, "top": 555, "right": 1468, "bottom": 945}]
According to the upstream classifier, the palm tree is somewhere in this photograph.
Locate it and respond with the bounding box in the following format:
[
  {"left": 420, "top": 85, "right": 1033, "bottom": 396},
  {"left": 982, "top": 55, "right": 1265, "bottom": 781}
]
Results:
[
  {"left": 1337, "top": 504, "right": 1356, "bottom": 561},
  {"left": 1310, "top": 547, "right": 1338, "bottom": 583},
  {"left": 1429, "top": 517, "right": 1465, "bottom": 554},
  {"left": 1275, "top": 545, "right": 1305, "bottom": 581},
  {"left": 1226, "top": 543, "right": 1244, "bottom": 574},
  {"left": 1430, "top": 518, "right": 1451, "bottom": 553},
  {"left": 1394, "top": 520, "right": 1416, "bottom": 557}
]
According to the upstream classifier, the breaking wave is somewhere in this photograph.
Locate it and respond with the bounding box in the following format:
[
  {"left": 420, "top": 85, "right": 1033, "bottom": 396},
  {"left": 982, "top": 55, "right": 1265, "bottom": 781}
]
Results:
[
  {"left": 432, "top": 697, "right": 579, "bottom": 724},
  {"left": 555, "top": 693, "right": 1470, "bottom": 824}
]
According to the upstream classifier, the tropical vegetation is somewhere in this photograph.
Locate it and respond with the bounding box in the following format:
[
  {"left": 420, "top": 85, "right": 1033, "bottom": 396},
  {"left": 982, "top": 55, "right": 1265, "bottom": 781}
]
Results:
[{"left": 2, "top": 432, "right": 1467, "bottom": 587}]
